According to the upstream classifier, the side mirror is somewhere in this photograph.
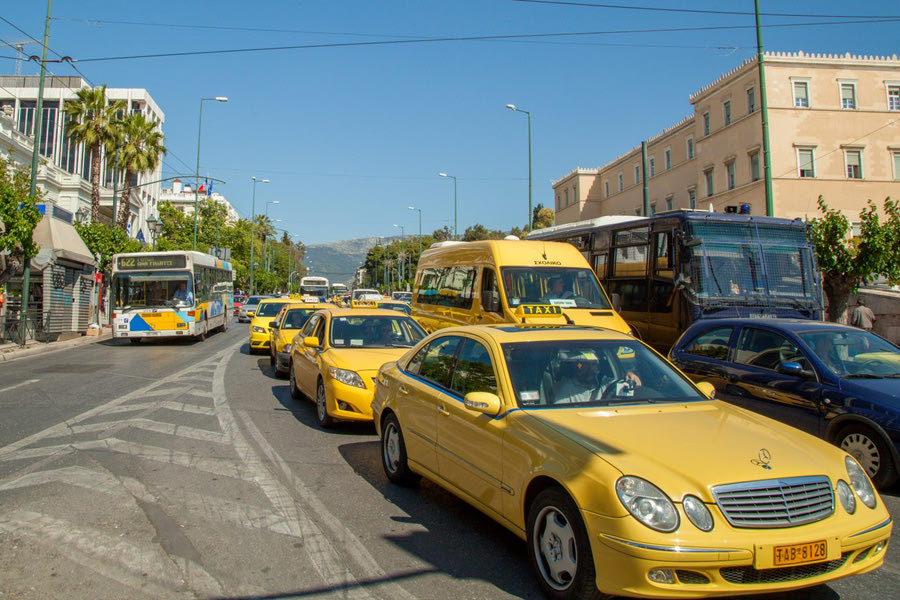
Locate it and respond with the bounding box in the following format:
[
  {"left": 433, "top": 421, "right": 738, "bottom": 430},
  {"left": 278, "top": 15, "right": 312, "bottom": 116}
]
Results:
[
  {"left": 694, "top": 381, "right": 716, "bottom": 399},
  {"left": 777, "top": 361, "right": 804, "bottom": 376},
  {"left": 464, "top": 392, "right": 503, "bottom": 416},
  {"left": 611, "top": 293, "right": 622, "bottom": 312},
  {"left": 303, "top": 336, "right": 320, "bottom": 348},
  {"left": 269, "top": 321, "right": 278, "bottom": 329}
]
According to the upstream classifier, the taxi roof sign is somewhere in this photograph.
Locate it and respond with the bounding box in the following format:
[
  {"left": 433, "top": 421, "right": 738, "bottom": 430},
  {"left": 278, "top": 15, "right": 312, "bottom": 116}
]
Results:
[
  {"left": 515, "top": 304, "right": 563, "bottom": 317},
  {"left": 351, "top": 300, "right": 378, "bottom": 308}
]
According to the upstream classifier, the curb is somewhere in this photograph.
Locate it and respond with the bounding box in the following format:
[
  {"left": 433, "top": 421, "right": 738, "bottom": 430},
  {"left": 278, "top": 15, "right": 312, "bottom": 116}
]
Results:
[{"left": 0, "top": 330, "right": 113, "bottom": 364}]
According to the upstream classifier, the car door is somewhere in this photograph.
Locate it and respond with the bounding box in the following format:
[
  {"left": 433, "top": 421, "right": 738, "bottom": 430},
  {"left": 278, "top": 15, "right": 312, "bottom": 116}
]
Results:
[
  {"left": 436, "top": 336, "right": 505, "bottom": 515},
  {"left": 725, "top": 326, "right": 825, "bottom": 436},
  {"left": 297, "top": 314, "right": 326, "bottom": 398},
  {"left": 397, "top": 336, "right": 464, "bottom": 476},
  {"left": 669, "top": 324, "right": 736, "bottom": 392}
]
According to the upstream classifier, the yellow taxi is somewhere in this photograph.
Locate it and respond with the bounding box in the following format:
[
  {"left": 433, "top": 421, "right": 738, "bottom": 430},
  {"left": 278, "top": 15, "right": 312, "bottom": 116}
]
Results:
[
  {"left": 289, "top": 307, "right": 427, "bottom": 428},
  {"left": 371, "top": 312, "right": 892, "bottom": 599},
  {"left": 248, "top": 297, "right": 292, "bottom": 354},
  {"left": 349, "top": 298, "right": 412, "bottom": 316},
  {"left": 268, "top": 301, "right": 331, "bottom": 377}
]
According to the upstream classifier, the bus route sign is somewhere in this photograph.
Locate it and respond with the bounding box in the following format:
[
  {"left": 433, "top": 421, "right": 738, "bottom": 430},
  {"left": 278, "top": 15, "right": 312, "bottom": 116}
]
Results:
[{"left": 116, "top": 255, "right": 187, "bottom": 271}]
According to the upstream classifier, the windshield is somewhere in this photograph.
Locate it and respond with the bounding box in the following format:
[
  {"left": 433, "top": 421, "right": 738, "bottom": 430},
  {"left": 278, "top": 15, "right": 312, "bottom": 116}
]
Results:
[
  {"left": 500, "top": 267, "right": 612, "bottom": 309},
  {"left": 800, "top": 330, "right": 900, "bottom": 378},
  {"left": 113, "top": 271, "right": 194, "bottom": 309},
  {"left": 330, "top": 315, "right": 426, "bottom": 348},
  {"left": 256, "top": 302, "right": 287, "bottom": 317},
  {"left": 503, "top": 339, "right": 703, "bottom": 409},
  {"left": 300, "top": 285, "right": 329, "bottom": 298}
]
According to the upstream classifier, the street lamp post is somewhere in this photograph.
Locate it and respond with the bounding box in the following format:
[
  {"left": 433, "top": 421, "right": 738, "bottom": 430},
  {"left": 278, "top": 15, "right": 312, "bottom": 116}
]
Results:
[
  {"left": 264, "top": 203, "right": 280, "bottom": 271},
  {"left": 146, "top": 215, "right": 163, "bottom": 251},
  {"left": 438, "top": 173, "right": 457, "bottom": 239},
  {"left": 249, "top": 176, "right": 269, "bottom": 295},
  {"left": 506, "top": 103, "right": 532, "bottom": 232},
  {"left": 408, "top": 205, "right": 422, "bottom": 273},
  {"left": 192, "top": 96, "right": 227, "bottom": 251}
]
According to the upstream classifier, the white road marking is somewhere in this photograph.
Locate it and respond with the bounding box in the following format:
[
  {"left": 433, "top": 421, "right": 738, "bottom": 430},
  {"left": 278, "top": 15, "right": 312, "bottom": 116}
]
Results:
[{"left": 0, "top": 378, "right": 40, "bottom": 394}]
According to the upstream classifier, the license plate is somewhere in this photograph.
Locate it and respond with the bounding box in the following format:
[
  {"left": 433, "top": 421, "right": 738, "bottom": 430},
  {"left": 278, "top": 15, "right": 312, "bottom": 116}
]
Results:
[{"left": 773, "top": 540, "right": 827, "bottom": 566}]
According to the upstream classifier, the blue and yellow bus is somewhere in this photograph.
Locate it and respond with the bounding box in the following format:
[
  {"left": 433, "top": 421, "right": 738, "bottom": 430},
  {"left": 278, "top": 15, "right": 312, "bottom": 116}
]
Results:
[{"left": 111, "top": 251, "right": 234, "bottom": 343}]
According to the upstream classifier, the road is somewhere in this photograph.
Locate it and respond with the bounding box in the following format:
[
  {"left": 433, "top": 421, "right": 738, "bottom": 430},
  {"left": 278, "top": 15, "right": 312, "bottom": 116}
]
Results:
[{"left": 0, "top": 321, "right": 897, "bottom": 600}]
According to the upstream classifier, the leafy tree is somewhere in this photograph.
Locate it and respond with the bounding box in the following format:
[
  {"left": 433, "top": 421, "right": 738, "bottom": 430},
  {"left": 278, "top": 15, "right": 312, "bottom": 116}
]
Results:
[
  {"left": 108, "top": 113, "right": 166, "bottom": 229},
  {"left": 64, "top": 86, "right": 126, "bottom": 222},
  {"left": 808, "top": 196, "right": 900, "bottom": 323},
  {"left": 0, "top": 156, "right": 43, "bottom": 284},
  {"left": 533, "top": 204, "right": 555, "bottom": 229},
  {"left": 431, "top": 226, "right": 453, "bottom": 242},
  {"left": 74, "top": 222, "right": 142, "bottom": 273}
]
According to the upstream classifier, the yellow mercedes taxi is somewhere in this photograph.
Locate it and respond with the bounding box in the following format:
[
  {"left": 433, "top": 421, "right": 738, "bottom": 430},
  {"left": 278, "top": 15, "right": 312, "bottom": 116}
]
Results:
[
  {"left": 248, "top": 297, "right": 291, "bottom": 354},
  {"left": 268, "top": 301, "right": 331, "bottom": 377},
  {"left": 371, "top": 309, "right": 892, "bottom": 600},
  {"left": 289, "top": 307, "right": 427, "bottom": 428}
]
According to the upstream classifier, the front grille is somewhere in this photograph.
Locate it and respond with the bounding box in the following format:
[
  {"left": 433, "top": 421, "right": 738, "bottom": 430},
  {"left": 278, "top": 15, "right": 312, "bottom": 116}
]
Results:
[
  {"left": 720, "top": 553, "right": 850, "bottom": 584},
  {"left": 676, "top": 570, "right": 710, "bottom": 584},
  {"left": 713, "top": 476, "right": 833, "bottom": 528}
]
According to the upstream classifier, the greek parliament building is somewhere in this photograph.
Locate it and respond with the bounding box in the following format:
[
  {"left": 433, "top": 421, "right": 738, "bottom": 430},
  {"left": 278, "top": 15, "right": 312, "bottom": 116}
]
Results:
[
  {"left": 0, "top": 75, "right": 165, "bottom": 242},
  {"left": 552, "top": 52, "right": 900, "bottom": 225}
]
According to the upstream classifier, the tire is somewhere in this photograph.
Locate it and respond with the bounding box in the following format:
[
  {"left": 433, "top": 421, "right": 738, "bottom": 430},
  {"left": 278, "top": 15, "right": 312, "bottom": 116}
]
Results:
[
  {"left": 130, "top": 338, "right": 141, "bottom": 345},
  {"left": 316, "top": 380, "right": 336, "bottom": 429},
  {"left": 221, "top": 316, "right": 228, "bottom": 333},
  {"left": 381, "top": 413, "right": 419, "bottom": 486},
  {"left": 527, "top": 488, "right": 605, "bottom": 600},
  {"left": 838, "top": 423, "right": 898, "bottom": 489},
  {"left": 289, "top": 362, "right": 302, "bottom": 399},
  {"left": 197, "top": 318, "right": 207, "bottom": 341},
  {"left": 269, "top": 345, "right": 275, "bottom": 366}
]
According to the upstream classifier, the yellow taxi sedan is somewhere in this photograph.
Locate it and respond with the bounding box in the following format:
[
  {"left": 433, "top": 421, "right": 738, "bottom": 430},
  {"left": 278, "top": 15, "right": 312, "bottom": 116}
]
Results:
[
  {"left": 371, "top": 320, "right": 892, "bottom": 600},
  {"left": 248, "top": 298, "right": 290, "bottom": 354},
  {"left": 289, "top": 307, "right": 427, "bottom": 428},
  {"left": 268, "top": 302, "right": 331, "bottom": 377}
]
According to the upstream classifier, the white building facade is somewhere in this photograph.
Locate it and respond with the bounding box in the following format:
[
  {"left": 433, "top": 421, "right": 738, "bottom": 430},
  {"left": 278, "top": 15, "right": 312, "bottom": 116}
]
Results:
[{"left": 159, "top": 179, "right": 240, "bottom": 223}]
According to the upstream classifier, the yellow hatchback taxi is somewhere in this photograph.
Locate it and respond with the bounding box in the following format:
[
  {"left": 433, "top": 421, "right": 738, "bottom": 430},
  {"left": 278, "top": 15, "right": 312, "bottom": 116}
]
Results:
[
  {"left": 371, "top": 322, "right": 892, "bottom": 600},
  {"left": 248, "top": 298, "right": 290, "bottom": 354},
  {"left": 289, "top": 307, "right": 427, "bottom": 428},
  {"left": 268, "top": 301, "right": 331, "bottom": 377}
]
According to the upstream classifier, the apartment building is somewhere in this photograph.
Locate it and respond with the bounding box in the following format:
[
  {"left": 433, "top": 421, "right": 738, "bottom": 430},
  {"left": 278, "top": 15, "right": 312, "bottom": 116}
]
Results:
[
  {"left": 160, "top": 179, "right": 240, "bottom": 223},
  {"left": 0, "top": 75, "right": 165, "bottom": 241},
  {"left": 553, "top": 51, "right": 900, "bottom": 224}
]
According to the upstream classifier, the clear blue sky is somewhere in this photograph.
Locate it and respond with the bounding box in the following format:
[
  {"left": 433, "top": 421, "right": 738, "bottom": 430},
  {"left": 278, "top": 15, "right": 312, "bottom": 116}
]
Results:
[{"left": 2, "top": 1, "right": 898, "bottom": 245}]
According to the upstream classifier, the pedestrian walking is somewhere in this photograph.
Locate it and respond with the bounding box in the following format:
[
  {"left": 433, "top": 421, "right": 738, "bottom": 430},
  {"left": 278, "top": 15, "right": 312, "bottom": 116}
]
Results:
[{"left": 849, "top": 297, "right": 876, "bottom": 332}]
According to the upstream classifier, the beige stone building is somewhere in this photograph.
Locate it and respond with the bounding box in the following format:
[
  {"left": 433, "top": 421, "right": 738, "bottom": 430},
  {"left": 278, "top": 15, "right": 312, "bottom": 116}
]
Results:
[{"left": 553, "top": 51, "right": 900, "bottom": 224}]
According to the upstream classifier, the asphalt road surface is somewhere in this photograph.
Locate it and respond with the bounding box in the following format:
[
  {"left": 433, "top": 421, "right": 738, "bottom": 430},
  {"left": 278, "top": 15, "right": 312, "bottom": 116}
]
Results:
[{"left": 0, "top": 321, "right": 897, "bottom": 599}]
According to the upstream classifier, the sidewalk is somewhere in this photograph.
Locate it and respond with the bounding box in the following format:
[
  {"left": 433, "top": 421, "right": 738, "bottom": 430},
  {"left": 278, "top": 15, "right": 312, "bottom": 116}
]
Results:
[{"left": 0, "top": 325, "right": 113, "bottom": 364}]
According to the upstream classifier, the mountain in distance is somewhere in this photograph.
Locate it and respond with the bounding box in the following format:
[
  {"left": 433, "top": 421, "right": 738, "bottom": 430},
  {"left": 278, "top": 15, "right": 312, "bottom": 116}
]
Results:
[{"left": 302, "top": 237, "right": 391, "bottom": 286}]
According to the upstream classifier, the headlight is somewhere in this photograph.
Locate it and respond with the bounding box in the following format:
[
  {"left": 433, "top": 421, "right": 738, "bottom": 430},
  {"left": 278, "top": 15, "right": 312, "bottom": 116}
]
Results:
[
  {"left": 845, "top": 456, "right": 877, "bottom": 509},
  {"left": 328, "top": 366, "right": 365, "bottom": 388},
  {"left": 283, "top": 342, "right": 292, "bottom": 354},
  {"left": 616, "top": 477, "right": 679, "bottom": 532},
  {"left": 682, "top": 495, "right": 713, "bottom": 531},
  {"left": 836, "top": 480, "right": 857, "bottom": 514},
  {"left": 252, "top": 326, "right": 266, "bottom": 333}
]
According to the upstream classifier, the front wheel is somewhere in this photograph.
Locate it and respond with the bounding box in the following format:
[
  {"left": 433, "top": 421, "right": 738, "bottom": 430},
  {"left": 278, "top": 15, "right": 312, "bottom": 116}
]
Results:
[
  {"left": 381, "top": 413, "right": 419, "bottom": 486},
  {"left": 316, "top": 380, "right": 336, "bottom": 429},
  {"left": 289, "top": 362, "right": 302, "bottom": 399},
  {"left": 527, "top": 488, "right": 605, "bottom": 600},
  {"left": 838, "top": 423, "right": 898, "bottom": 489}
]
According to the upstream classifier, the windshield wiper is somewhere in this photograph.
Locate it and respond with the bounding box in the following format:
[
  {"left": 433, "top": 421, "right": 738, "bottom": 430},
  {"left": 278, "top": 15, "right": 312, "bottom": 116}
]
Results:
[
  {"left": 844, "top": 373, "right": 884, "bottom": 379},
  {"left": 883, "top": 373, "right": 900, "bottom": 379}
]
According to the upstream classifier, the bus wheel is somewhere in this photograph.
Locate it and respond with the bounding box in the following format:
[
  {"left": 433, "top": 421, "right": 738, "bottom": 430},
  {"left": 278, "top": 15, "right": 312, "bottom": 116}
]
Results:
[
  {"left": 197, "top": 320, "right": 207, "bottom": 341},
  {"left": 130, "top": 338, "right": 141, "bottom": 345},
  {"left": 220, "top": 316, "right": 228, "bottom": 333}
]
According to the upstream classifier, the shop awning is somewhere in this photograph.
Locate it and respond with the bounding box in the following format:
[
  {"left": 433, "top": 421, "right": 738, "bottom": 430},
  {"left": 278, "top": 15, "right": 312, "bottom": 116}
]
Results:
[{"left": 31, "top": 215, "right": 97, "bottom": 267}]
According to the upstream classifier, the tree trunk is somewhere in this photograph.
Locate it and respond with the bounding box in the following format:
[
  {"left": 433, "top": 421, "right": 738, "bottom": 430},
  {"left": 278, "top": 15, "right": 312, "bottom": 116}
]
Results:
[
  {"left": 822, "top": 273, "right": 854, "bottom": 324},
  {"left": 90, "top": 141, "right": 102, "bottom": 222},
  {"left": 117, "top": 173, "right": 132, "bottom": 230}
]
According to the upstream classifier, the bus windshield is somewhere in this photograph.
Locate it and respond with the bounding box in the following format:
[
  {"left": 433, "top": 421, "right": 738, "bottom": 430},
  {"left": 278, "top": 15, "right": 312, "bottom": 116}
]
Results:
[
  {"left": 113, "top": 271, "right": 194, "bottom": 309},
  {"left": 500, "top": 267, "right": 612, "bottom": 310},
  {"left": 300, "top": 285, "right": 329, "bottom": 299}
]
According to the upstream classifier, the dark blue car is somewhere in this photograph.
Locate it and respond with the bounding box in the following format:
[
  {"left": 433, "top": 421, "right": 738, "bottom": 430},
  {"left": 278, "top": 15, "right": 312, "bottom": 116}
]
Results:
[{"left": 669, "top": 318, "right": 900, "bottom": 488}]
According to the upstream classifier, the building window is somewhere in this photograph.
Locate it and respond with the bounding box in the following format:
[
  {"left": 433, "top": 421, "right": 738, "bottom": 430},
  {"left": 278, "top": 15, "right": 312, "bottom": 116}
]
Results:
[
  {"left": 840, "top": 83, "right": 857, "bottom": 110},
  {"left": 605, "top": 180, "right": 610, "bottom": 198},
  {"left": 688, "top": 188, "right": 697, "bottom": 209},
  {"left": 665, "top": 195, "right": 673, "bottom": 211},
  {"left": 634, "top": 165, "right": 641, "bottom": 185},
  {"left": 797, "top": 148, "right": 816, "bottom": 178},
  {"left": 723, "top": 100, "right": 732, "bottom": 126},
  {"left": 564, "top": 189, "right": 569, "bottom": 206},
  {"left": 649, "top": 202, "right": 657, "bottom": 216},
  {"left": 793, "top": 81, "right": 809, "bottom": 108},
  {"left": 702, "top": 112, "right": 710, "bottom": 136},
  {"left": 556, "top": 194, "right": 561, "bottom": 210},
  {"left": 887, "top": 84, "right": 900, "bottom": 111},
  {"left": 617, "top": 172, "right": 624, "bottom": 192},
  {"left": 726, "top": 162, "right": 736, "bottom": 190},
  {"left": 845, "top": 149, "right": 863, "bottom": 179},
  {"left": 705, "top": 169, "right": 714, "bottom": 197},
  {"left": 649, "top": 157, "right": 656, "bottom": 178},
  {"left": 750, "top": 151, "right": 760, "bottom": 181},
  {"left": 892, "top": 151, "right": 900, "bottom": 180},
  {"left": 664, "top": 148, "right": 671, "bottom": 170},
  {"left": 747, "top": 87, "right": 756, "bottom": 113},
  {"left": 686, "top": 136, "right": 694, "bottom": 159}
]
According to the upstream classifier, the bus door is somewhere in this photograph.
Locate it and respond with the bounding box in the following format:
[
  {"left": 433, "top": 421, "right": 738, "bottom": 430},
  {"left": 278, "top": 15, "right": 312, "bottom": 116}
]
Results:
[
  {"left": 647, "top": 228, "right": 678, "bottom": 351},
  {"left": 607, "top": 227, "right": 649, "bottom": 340}
]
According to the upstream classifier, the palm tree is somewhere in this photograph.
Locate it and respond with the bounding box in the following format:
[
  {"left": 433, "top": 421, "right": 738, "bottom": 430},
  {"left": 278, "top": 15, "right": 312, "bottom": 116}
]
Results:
[
  {"left": 108, "top": 113, "right": 166, "bottom": 229},
  {"left": 64, "top": 86, "right": 126, "bottom": 222}
]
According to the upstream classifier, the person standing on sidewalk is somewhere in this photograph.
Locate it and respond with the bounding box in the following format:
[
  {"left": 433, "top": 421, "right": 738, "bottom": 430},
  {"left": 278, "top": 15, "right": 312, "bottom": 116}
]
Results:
[{"left": 850, "top": 297, "right": 876, "bottom": 332}]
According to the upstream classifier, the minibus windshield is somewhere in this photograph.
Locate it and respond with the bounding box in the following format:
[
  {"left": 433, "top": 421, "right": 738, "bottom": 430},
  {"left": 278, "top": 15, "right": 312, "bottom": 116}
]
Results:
[{"left": 500, "top": 267, "right": 612, "bottom": 310}]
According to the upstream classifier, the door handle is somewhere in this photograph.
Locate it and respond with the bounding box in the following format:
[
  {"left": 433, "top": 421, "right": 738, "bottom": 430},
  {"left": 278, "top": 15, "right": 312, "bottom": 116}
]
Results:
[
  {"left": 437, "top": 405, "right": 450, "bottom": 417},
  {"left": 398, "top": 385, "right": 409, "bottom": 395}
]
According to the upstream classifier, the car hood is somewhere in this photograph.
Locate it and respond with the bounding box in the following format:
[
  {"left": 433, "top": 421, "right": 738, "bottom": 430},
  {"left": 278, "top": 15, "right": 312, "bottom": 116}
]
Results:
[
  {"left": 529, "top": 401, "right": 845, "bottom": 500},
  {"left": 839, "top": 376, "right": 900, "bottom": 402},
  {"left": 327, "top": 347, "right": 410, "bottom": 374}
]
